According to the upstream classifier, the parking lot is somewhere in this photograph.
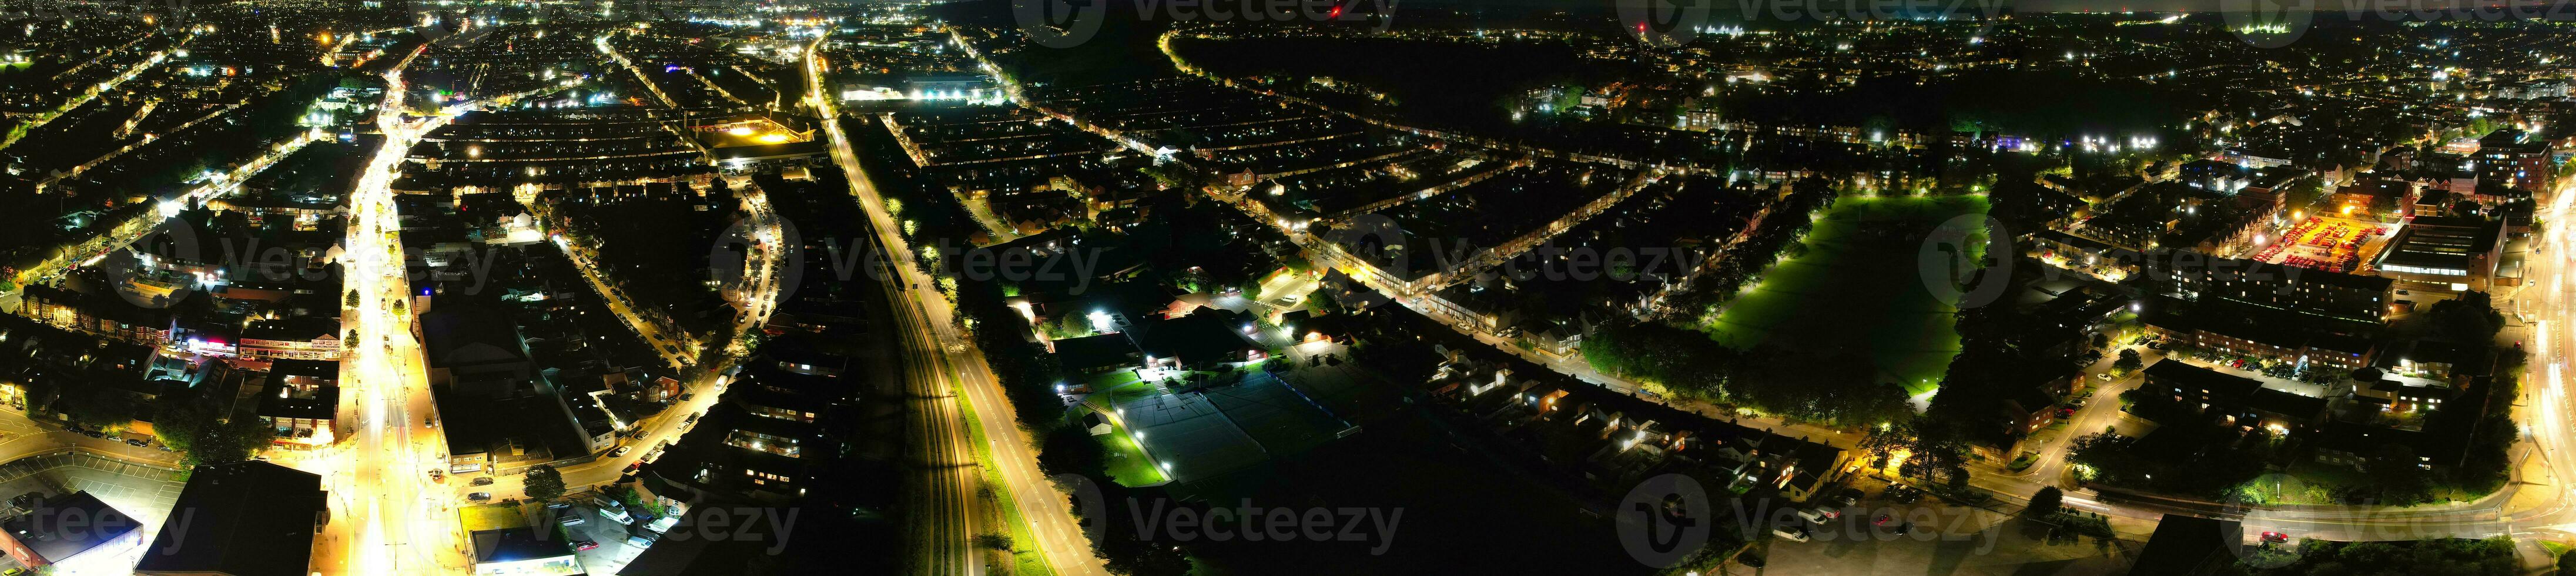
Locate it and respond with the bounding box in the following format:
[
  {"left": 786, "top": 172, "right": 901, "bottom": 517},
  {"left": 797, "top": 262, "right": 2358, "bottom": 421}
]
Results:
[
  {"left": 545, "top": 493, "right": 659, "bottom": 572},
  {"left": 0, "top": 452, "right": 188, "bottom": 575}
]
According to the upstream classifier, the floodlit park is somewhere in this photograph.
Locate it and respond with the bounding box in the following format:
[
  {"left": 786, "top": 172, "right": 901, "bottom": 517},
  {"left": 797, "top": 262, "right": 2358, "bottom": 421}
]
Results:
[{"left": 1702, "top": 195, "right": 1992, "bottom": 396}]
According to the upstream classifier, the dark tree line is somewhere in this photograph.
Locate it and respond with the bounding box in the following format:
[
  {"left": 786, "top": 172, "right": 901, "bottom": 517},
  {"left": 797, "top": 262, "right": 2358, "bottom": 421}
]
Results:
[{"left": 1667, "top": 178, "right": 1839, "bottom": 316}]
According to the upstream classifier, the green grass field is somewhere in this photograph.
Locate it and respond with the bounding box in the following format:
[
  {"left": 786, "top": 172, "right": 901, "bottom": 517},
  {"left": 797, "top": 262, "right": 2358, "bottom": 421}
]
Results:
[
  {"left": 1080, "top": 379, "right": 1174, "bottom": 487},
  {"left": 1703, "top": 195, "right": 1991, "bottom": 395},
  {"left": 954, "top": 383, "right": 1054, "bottom": 576}
]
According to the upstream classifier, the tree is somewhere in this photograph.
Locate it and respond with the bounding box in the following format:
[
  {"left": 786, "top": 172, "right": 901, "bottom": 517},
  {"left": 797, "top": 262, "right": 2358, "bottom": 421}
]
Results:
[
  {"left": 2112, "top": 349, "right": 2143, "bottom": 374},
  {"left": 183, "top": 417, "right": 277, "bottom": 466},
  {"left": 2363, "top": 444, "right": 2428, "bottom": 505},
  {"left": 523, "top": 464, "right": 567, "bottom": 501},
  {"left": 345, "top": 290, "right": 360, "bottom": 308},
  {"left": 1262, "top": 354, "right": 1294, "bottom": 375},
  {"left": 2026, "top": 486, "right": 2063, "bottom": 518},
  {"left": 977, "top": 533, "right": 1013, "bottom": 551},
  {"left": 56, "top": 389, "right": 135, "bottom": 430},
  {"left": 2429, "top": 291, "right": 2504, "bottom": 341}
]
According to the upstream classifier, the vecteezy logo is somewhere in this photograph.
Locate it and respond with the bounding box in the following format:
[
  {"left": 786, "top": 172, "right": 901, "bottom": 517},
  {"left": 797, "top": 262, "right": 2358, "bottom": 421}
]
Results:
[
  {"left": 1053, "top": 473, "right": 1110, "bottom": 542},
  {"left": 708, "top": 212, "right": 805, "bottom": 326},
  {"left": 1015, "top": 0, "right": 1106, "bottom": 49},
  {"left": 1614, "top": 0, "right": 1710, "bottom": 47},
  {"left": 105, "top": 216, "right": 203, "bottom": 310},
  {"left": 2220, "top": 0, "right": 2315, "bottom": 49},
  {"left": 1917, "top": 213, "right": 2011, "bottom": 310},
  {"left": 1336, "top": 0, "right": 1405, "bottom": 34},
  {"left": 410, "top": 3, "right": 460, "bottom": 43},
  {"left": 1615, "top": 474, "right": 1710, "bottom": 568},
  {"left": 1316, "top": 213, "right": 1405, "bottom": 310}
]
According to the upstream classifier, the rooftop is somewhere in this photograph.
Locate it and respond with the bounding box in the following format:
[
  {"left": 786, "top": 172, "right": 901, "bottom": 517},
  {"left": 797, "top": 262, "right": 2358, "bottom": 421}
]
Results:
[{"left": 135, "top": 462, "right": 326, "bottom": 576}]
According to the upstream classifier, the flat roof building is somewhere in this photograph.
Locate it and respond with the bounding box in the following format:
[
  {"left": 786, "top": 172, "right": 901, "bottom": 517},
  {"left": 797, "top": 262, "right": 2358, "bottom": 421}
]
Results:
[
  {"left": 2374, "top": 216, "right": 2504, "bottom": 291},
  {"left": 0, "top": 491, "right": 144, "bottom": 571},
  {"left": 134, "top": 462, "right": 328, "bottom": 576}
]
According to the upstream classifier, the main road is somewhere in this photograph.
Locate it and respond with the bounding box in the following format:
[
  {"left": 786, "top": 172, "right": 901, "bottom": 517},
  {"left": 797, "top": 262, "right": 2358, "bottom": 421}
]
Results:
[
  {"left": 314, "top": 42, "right": 471, "bottom": 575},
  {"left": 804, "top": 34, "right": 1110, "bottom": 576}
]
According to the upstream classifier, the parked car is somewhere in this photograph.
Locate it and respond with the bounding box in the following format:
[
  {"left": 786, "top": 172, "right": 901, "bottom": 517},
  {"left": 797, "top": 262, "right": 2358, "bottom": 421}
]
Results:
[
  {"left": 613, "top": 446, "right": 633, "bottom": 458},
  {"left": 574, "top": 540, "right": 599, "bottom": 551},
  {"left": 467, "top": 492, "right": 492, "bottom": 501},
  {"left": 471, "top": 477, "right": 494, "bottom": 486},
  {"left": 1831, "top": 488, "right": 1864, "bottom": 507},
  {"left": 558, "top": 514, "right": 586, "bottom": 526},
  {"left": 1771, "top": 525, "right": 1812, "bottom": 542},
  {"left": 679, "top": 393, "right": 694, "bottom": 402},
  {"left": 2260, "top": 531, "right": 2290, "bottom": 544},
  {"left": 125, "top": 438, "right": 148, "bottom": 447},
  {"left": 1888, "top": 486, "right": 1923, "bottom": 504},
  {"left": 1796, "top": 507, "right": 1839, "bottom": 524}
]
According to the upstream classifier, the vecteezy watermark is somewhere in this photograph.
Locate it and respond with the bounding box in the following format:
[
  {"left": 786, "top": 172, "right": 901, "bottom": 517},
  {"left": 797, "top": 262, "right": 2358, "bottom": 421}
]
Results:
[
  {"left": 1615, "top": 0, "right": 1712, "bottom": 47},
  {"left": 815, "top": 236, "right": 1113, "bottom": 294},
  {"left": 1917, "top": 213, "right": 2013, "bottom": 310},
  {"left": 1054, "top": 473, "right": 1403, "bottom": 554},
  {"left": 105, "top": 217, "right": 205, "bottom": 309},
  {"left": 1014, "top": 0, "right": 1399, "bottom": 48},
  {"left": 1731, "top": 498, "right": 2002, "bottom": 552},
  {"left": 1615, "top": 474, "right": 1711, "bottom": 568},
  {"left": 1129, "top": 498, "right": 1405, "bottom": 553},
  {"left": 708, "top": 215, "right": 806, "bottom": 310},
  {"left": 2221, "top": 0, "right": 2576, "bottom": 48},
  {"left": 2221, "top": 0, "right": 2320, "bottom": 49}
]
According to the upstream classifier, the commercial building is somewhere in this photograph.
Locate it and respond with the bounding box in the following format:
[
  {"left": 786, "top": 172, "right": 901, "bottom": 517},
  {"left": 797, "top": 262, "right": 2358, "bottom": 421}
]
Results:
[
  {"left": 2373, "top": 216, "right": 2505, "bottom": 292},
  {"left": 468, "top": 528, "right": 582, "bottom": 575},
  {"left": 2155, "top": 252, "right": 2393, "bottom": 326},
  {"left": 0, "top": 491, "right": 144, "bottom": 571},
  {"left": 2472, "top": 129, "right": 2553, "bottom": 194},
  {"left": 237, "top": 317, "right": 344, "bottom": 361},
  {"left": 2140, "top": 361, "right": 2329, "bottom": 433},
  {"left": 257, "top": 359, "right": 341, "bottom": 444},
  {"left": 133, "top": 461, "right": 329, "bottom": 576}
]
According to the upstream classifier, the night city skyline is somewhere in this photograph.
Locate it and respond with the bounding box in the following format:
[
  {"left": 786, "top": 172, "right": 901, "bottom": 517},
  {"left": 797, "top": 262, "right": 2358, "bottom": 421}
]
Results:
[{"left": 0, "top": 1, "right": 2570, "bottom": 575}]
